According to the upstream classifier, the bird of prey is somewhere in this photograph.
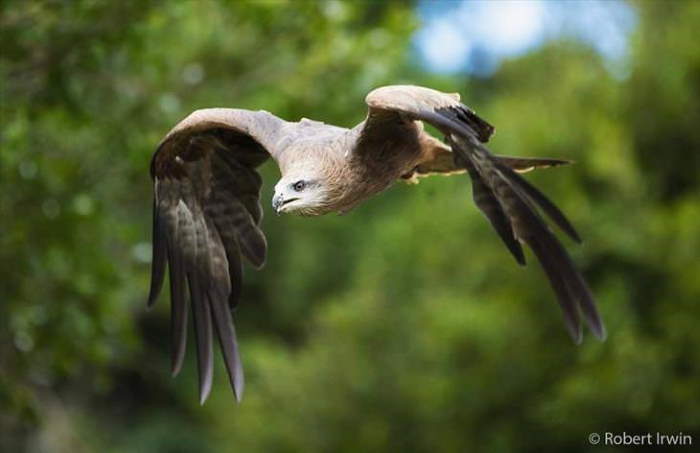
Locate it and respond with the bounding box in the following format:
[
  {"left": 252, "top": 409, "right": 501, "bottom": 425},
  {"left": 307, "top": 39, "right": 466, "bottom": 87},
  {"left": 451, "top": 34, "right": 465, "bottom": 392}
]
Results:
[{"left": 147, "top": 85, "right": 605, "bottom": 404}]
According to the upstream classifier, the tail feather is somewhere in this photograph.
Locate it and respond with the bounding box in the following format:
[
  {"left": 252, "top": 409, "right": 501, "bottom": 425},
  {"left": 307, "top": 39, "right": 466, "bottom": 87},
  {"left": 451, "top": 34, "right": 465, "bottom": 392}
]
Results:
[{"left": 496, "top": 156, "right": 572, "bottom": 173}]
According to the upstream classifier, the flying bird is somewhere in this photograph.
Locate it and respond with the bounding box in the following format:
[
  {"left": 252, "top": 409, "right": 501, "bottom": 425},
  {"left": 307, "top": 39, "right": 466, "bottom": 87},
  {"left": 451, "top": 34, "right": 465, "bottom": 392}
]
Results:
[{"left": 147, "top": 85, "right": 605, "bottom": 404}]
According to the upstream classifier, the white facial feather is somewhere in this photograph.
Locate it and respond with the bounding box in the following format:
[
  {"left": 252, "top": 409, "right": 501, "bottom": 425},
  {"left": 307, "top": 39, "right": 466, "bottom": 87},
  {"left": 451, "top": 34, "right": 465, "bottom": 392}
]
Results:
[{"left": 273, "top": 174, "right": 330, "bottom": 216}]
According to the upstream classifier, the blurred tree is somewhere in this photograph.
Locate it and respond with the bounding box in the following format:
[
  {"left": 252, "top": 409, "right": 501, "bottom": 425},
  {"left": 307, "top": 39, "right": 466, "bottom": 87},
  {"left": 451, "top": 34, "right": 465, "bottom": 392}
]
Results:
[{"left": 1, "top": 0, "right": 698, "bottom": 452}]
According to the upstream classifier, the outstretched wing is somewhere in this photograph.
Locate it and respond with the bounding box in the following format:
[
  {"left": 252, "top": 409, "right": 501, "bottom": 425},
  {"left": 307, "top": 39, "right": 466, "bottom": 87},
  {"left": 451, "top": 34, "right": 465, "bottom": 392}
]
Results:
[
  {"left": 363, "top": 85, "right": 605, "bottom": 343},
  {"left": 147, "top": 108, "right": 288, "bottom": 403}
]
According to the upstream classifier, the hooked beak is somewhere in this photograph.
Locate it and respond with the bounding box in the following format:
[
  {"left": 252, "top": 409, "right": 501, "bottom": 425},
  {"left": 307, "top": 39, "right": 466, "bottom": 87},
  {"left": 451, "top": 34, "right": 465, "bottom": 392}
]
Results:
[
  {"left": 272, "top": 193, "right": 284, "bottom": 215},
  {"left": 272, "top": 193, "right": 299, "bottom": 215}
]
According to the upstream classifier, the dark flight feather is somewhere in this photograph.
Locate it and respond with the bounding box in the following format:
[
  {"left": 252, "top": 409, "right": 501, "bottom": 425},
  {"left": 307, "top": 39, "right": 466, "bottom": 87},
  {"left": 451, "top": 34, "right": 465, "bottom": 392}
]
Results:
[
  {"left": 161, "top": 188, "right": 190, "bottom": 376},
  {"left": 466, "top": 165, "right": 526, "bottom": 266},
  {"left": 148, "top": 128, "right": 269, "bottom": 403},
  {"left": 434, "top": 109, "right": 603, "bottom": 342},
  {"left": 147, "top": 197, "right": 168, "bottom": 307},
  {"left": 495, "top": 162, "right": 582, "bottom": 243},
  {"left": 439, "top": 105, "right": 495, "bottom": 143}
]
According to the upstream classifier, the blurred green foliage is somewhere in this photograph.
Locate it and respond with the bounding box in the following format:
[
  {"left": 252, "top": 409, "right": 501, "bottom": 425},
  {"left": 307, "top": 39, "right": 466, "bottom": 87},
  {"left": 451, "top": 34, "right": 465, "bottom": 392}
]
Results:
[{"left": 2, "top": 1, "right": 699, "bottom": 452}]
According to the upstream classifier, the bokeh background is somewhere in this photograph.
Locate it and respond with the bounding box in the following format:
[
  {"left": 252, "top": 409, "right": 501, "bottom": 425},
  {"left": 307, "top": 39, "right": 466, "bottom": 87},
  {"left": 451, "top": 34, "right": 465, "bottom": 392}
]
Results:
[{"left": 2, "top": 1, "right": 699, "bottom": 452}]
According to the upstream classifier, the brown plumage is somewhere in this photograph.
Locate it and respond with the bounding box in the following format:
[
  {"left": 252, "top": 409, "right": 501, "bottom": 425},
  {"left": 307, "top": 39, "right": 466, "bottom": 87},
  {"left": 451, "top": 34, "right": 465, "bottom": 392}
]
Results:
[{"left": 147, "top": 85, "right": 605, "bottom": 404}]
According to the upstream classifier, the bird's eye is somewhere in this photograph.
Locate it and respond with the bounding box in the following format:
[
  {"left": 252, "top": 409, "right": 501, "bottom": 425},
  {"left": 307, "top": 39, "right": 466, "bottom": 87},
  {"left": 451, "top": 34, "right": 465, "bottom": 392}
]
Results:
[{"left": 292, "top": 181, "right": 306, "bottom": 192}]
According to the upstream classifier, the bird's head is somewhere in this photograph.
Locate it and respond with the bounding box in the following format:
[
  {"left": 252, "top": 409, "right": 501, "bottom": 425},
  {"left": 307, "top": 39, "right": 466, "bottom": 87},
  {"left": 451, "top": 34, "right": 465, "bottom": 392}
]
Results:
[{"left": 272, "top": 175, "right": 330, "bottom": 216}]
